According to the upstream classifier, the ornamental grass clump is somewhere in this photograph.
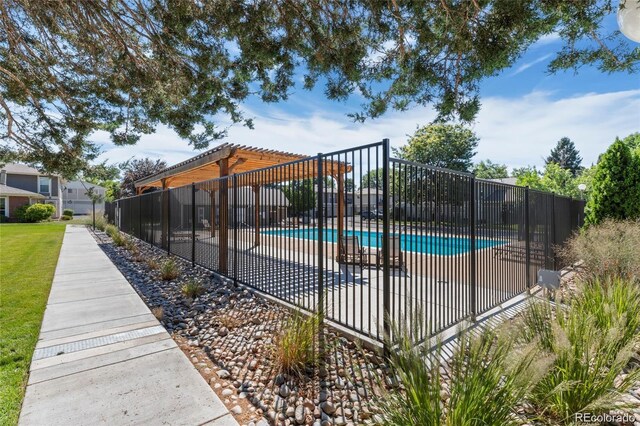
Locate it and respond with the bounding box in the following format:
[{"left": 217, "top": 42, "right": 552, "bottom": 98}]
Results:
[
  {"left": 105, "top": 224, "right": 119, "bottom": 239},
  {"left": 181, "top": 278, "right": 205, "bottom": 299},
  {"left": 159, "top": 258, "right": 179, "bottom": 281},
  {"left": 380, "top": 320, "right": 549, "bottom": 426},
  {"left": 273, "top": 312, "right": 321, "bottom": 377},
  {"left": 520, "top": 278, "right": 640, "bottom": 423}
]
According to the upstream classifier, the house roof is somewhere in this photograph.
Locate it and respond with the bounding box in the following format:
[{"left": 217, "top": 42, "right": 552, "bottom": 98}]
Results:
[
  {"left": 134, "top": 143, "right": 352, "bottom": 191},
  {"left": 487, "top": 177, "right": 517, "bottom": 186},
  {"left": 0, "top": 184, "right": 46, "bottom": 198},
  {"left": 64, "top": 180, "right": 106, "bottom": 190},
  {"left": 0, "top": 163, "right": 59, "bottom": 177},
  {"left": 359, "top": 188, "right": 383, "bottom": 195}
]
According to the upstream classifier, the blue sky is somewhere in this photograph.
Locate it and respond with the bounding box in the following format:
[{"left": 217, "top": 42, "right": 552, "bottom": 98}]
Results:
[{"left": 95, "top": 15, "right": 640, "bottom": 173}]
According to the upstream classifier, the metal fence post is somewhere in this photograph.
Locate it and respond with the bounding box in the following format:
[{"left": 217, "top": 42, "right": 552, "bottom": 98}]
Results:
[
  {"left": 191, "top": 183, "right": 196, "bottom": 267},
  {"left": 138, "top": 195, "right": 142, "bottom": 240},
  {"left": 551, "top": 192, "right": 557, "bottom": 269},
  {"left": 167, "top": 189, "right": 171, "bottom": 255},
  {"left": 316, "top": 153, "right": 325, "bottom": 369},
  {"left": 525, "top": 187, "right": 531, "bottom": 293},
  {"left": 233, "top": 175, "right": 238, "bottom": 285},
  {"left": 469, "top": 176, "right": 477, "bottom": 321},
  {"left": 381, "top": 138, "right": 391, "bottom": 350},
  {"left": 317, "top": 153, "right": 324, "bottom": 321}
]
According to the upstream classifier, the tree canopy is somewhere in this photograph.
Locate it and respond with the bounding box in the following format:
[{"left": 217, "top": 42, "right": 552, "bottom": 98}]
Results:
[
  {"left": 586, "top": 138, "right": 640, "bottom": 225},
  {"left": 473, "top": 160, "right": 508, "bottom": 179},
  {"left": 1, "top": 1, "right": 638, "bottom": 176},
  {"left": 119, "top": 158, "right": 167, "bottom": 197},
  {"left": 546, "top": 137, "right": 583, "bottom": 176},
  {"left": 395, "top": 124, "right": 478, "bottom": 172}
]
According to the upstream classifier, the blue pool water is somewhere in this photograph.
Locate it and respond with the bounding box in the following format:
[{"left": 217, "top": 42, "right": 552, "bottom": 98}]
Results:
[{"left": 262, "top": 228, "right": 504, "bottom": 256}]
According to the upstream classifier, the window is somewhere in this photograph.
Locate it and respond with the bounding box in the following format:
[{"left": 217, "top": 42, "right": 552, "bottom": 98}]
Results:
[
  {"left": 0, "top": 197, "right": 7, "bottom": 217},
  {"left": 39, "top": 176, "right": 51, "bottom": 194},
  {"left": 68, "top": 188, "right": 73, "bottom": 194}
]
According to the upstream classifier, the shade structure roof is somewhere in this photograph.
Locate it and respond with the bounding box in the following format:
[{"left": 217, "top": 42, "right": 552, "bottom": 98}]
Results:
[{"left": 134, "top": 143, "right": 351, "bottom": 192}]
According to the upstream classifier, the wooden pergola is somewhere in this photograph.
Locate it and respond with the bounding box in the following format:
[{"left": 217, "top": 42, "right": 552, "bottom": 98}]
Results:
[{"left": 134, "top": 143, "right": 351, "bottom": 273}]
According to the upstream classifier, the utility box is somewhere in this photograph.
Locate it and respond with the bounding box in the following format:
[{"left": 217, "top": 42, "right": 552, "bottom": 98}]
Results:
[{"left": 537, "top": 269, "right": 561, "bottom": 290}]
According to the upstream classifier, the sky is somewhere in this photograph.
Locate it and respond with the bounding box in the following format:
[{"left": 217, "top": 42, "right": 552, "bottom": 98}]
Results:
[{"left": 94, "top": 15, "right": 640, "bottom": 173}]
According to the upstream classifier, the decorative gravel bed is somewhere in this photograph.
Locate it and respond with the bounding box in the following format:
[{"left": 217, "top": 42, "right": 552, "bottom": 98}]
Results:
[
  {"left": 92, "top": 228, "right": 640, "bottom": 425},
  {"left": 92, "top": 230, "right": 390, "bottom": 426}
]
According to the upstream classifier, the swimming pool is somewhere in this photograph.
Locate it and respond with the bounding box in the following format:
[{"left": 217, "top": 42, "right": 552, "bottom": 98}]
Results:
[{"left": 262, "top": 228, "right": 504, "bottom": 256}]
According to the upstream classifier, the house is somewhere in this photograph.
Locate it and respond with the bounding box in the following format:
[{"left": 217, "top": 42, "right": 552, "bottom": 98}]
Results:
[
  {"left": 62, "top": 180, "right": 106, "bottom": 215},
  {"left": 0, "top": 164, "right": 62, "bottom": 219},
  {"left": 357, "top": 187, "right": 384, "bottom": 212}
]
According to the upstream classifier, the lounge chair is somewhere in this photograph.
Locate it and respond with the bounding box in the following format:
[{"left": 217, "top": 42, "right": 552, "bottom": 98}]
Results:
[
  {"left": 377, "top": 236, "right": 405, "bottom": 270},
  {"left": 493, "top": 241, "right": 546, "bottom": 261},
  {"left": 280, "top": 217, "right": 300, "bottom": 228},
  {"left": 337, "top": 236, "right": 370, "bottom": 266},
  {"left": 201, "top": 219, "right": 211, "bottom": 230}
]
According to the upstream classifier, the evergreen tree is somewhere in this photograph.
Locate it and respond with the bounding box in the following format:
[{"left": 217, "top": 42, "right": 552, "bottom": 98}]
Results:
[
  {"left": 585, "top": 139, "right": 640, "bottom": 225},
  {"left": 546, "top": 137, "right": 583, "bottom": 176}
]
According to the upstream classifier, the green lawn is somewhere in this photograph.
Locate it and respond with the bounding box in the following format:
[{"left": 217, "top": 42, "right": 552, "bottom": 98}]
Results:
[{"left": 0, "top": 223, "right": 66, "bottom": 425}]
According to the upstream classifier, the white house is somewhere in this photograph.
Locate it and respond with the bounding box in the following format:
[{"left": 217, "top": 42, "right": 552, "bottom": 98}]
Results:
[{"left": 62, "top": 180, "right": 106, "bottom": 215}]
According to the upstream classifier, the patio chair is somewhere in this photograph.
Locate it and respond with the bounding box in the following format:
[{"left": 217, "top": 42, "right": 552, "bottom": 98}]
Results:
[
  {"left": 337, "top": 236, "right": 370, "bottom": 266},
  {"left": 377, "top": 236, "right": 405, "bottom": 271},
  {"left": 280, "top": 217, "right": 300, "bottom": 228}
]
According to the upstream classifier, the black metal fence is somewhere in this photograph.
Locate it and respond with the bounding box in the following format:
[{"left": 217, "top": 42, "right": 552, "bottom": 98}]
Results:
[{"left": 106, "top": 140, "right": 585, "bottom": 347}]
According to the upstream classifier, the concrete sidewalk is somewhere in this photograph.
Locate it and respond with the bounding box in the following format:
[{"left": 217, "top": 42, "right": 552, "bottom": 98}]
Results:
[{"left": 19, "top": 225, "right": 237, "bottom": 426}]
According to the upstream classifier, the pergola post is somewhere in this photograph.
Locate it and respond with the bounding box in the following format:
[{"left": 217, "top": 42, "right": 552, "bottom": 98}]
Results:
[
  {"left": 253, "top": 185, "right": 260, "bottom": 247},
  {"left": 218, "top": 159, "right": 229, "bottom": 274},
  {"left": 209, "top": 189, "right": 216, "bottom": 238},
  {"left": 161, "top": 178, "right": 169, "bottom": 250}
]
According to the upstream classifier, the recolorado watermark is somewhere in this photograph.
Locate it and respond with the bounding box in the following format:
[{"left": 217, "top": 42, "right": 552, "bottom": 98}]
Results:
[{"left": 574, "top": 412, "right": 636, "bottom": 424}]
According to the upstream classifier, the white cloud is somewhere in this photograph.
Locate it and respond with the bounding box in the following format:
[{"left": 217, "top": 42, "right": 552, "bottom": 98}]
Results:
[
  {"left": 532, "top": 32, "right": 561, "bottom": 47},
  {"left": 95, "top": 89, "right": 640, "bottom": 172},
  {"left": 511, "top": 53, "right": 553, "bottom": 76}
]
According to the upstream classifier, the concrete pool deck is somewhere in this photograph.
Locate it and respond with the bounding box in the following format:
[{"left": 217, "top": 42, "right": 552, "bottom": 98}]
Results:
[{"left": 19, "top": 225, "right": 237, "bottom": 426}]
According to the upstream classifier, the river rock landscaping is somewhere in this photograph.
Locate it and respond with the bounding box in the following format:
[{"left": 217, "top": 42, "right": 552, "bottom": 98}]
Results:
[{"left": 92, "top": 229, "right": 390, "bottom": 426}]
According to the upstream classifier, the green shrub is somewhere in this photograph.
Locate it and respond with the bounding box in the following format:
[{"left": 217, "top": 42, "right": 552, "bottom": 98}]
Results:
[
  {"left": 273, "top": 312, "right": 322, "bottom": 377},
  {"left": 61, "top": 214, "right": 72, "bottom": 221},
  {"left": 586, "top": 139, "right": 640, "bottom": 225},
  {"left": 159, "top": 258, "right": 179, "bottom": 281},
  {"left": 560, "top": 219, "right": 640, "bottom": 282},
  {"left": 381, "top": 323, "right": 547, "bottom": 426},
  {"left": 13, "top": 204, "right": 30, "bottom": 222},
  {"left": 62, "top": 208, "right": 74, "bottom": 216},
  {"left": 16, "top": 203, "right": 56, "bottom": 222},
  {"left": 0, "top": 215, "right": 8, "bottom": 223},
  {"left": 181, "top": 279, "right": 205, "bottom": 299}
]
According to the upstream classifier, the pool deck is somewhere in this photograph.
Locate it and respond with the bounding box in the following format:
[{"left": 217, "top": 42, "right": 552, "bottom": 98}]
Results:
[{"left": 167, "top": 226, "right": 535, "bottom": 342}]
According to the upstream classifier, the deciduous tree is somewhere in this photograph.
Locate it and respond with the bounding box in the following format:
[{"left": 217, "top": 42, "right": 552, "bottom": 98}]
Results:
[
  {"left": 119, "top": 158, "right": 167, "bottom": 197},
  {"left": 395, "top": 124, "right": 478, "bottom": 172},
  {"left": 473, "top": 160, "right": 509, "bottom": 179}
]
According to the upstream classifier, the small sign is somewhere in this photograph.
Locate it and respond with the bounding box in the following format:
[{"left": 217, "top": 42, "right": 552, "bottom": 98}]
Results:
[{"left": 537, "top": 269, "right": 561, "bottom": 289}]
